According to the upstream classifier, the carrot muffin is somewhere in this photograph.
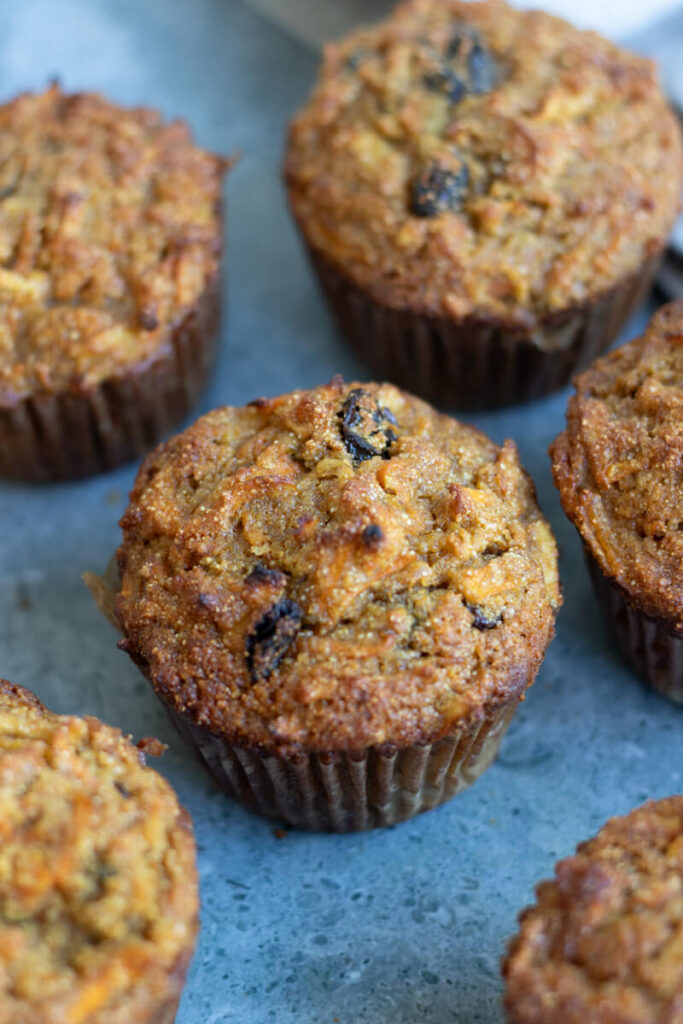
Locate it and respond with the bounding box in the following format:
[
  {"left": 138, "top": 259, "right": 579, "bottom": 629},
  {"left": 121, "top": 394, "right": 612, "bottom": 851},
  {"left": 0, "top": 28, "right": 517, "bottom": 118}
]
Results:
[
  {"left": 503, "top": 796, "right": 683, "bottom": 1023},
  {"left": 551, "top": 301, "right": 683, "bottom": 705},
  {"left": 0, "top": 84, "right": 226, "bottom": 481},
  {"left": 285, "top": 0, "right": 681, "bottom": 409},
  {"left": 113, "top": 378, "right": 561, "bottom": 831},
  {"left": 0, "top": 679, "right": 198, "bottom": 1024}
]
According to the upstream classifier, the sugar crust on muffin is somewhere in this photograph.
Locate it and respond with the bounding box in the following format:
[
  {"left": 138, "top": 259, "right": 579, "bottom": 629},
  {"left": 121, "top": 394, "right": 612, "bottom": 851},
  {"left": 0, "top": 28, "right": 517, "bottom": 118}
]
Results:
[{"left": 116, "top": 379, "right": 560, "bottom": 755}]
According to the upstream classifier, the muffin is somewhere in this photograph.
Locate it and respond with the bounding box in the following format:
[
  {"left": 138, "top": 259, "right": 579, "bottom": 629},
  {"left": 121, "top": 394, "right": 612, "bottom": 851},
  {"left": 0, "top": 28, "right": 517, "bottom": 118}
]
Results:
[
  {"left": 0, "top": 84, "right": 226, "bottom": 481},
  {"left": 551, "top": 301, "right": 683, "bottom": 705},
  {"left": 284, "top": 0, "right": 681, "bottom": 410},
  {"left": 112, "top": 378, "right": 561, "bottom": 831},
  {"left": 503, "top": 796, "right": 683, "bottom": 1023},
  {"left": 0, "top": 678, "right": 198, "bottom": 1024}
]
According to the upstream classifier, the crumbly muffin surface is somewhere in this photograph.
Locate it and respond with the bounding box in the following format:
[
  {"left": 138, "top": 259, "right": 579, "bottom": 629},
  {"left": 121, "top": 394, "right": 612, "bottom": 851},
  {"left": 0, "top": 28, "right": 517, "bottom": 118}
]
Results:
[
  {"left": 551, "top": 301, "right": 683, "bottom": 628},
  {"left": 285, "top": 0, "right": 681, "bottom": 321},
  {"left": 503, "top": 797, "right": 683, "bottom": 1024},
  {"left": 117, "top": 379, "right": 560, "bottom": 753},
  {"left": 0, "top": 681, "right": 197, "bottom": 1024},
  {"left": 0, "top": 85, "right": 224, "bottom": 401}
]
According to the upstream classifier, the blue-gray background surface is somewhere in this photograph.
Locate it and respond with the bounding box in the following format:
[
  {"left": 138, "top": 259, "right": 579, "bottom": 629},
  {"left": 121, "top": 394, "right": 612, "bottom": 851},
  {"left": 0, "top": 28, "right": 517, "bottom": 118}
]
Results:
[{"left": 0, "top": 2, "right": 681, "bottom": 1022}]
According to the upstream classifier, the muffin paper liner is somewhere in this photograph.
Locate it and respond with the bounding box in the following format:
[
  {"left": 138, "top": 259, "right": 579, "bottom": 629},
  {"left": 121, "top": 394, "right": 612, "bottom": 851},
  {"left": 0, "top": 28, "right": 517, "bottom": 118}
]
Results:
[
  {"left": 585, "top": 550, "right": 683, "bottom": 706},
  {"left": 85, "top": 565, "right": 527, "bottom": 831},
  {"left": 0, "top": 278, "right": 220, "bottom": 482},
  {"left": 162, "top": 698, "right": 518, "bottom": 832},
  {"left": 305, "top": 246, "right": 662, "bottom": 410}
]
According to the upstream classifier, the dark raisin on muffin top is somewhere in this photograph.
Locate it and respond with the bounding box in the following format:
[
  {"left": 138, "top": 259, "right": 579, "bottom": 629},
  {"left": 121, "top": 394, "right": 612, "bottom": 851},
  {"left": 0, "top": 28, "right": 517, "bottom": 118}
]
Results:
[{"left": 116, "top": 378, "right": 560, "bottom": 754}]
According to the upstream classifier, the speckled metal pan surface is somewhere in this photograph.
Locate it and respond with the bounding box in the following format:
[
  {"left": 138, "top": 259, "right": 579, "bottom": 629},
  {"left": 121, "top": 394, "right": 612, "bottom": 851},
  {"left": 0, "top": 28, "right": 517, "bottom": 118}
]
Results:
[
  {"left": 585, "top": 550, "right": 683, "bottom": 706},
  {"left": 305, "top": 247, "right": 663, "bottom": 411},
  {"left": 0, "top": 279, "right": 220, "bottom": 482}
]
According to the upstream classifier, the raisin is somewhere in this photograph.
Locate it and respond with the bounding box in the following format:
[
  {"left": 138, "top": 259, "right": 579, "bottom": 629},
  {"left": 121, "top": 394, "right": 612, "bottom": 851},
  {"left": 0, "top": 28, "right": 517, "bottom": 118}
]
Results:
[
  {"left": 444, "top": 26, "right": 498, "bottom": 96},
  {"left": 245, "top": 564, "right": 286, "bottom": 587},
  {"left": 246, "top": 599, "right": 302, "bottom": 682},
  {"left": 466, "top": 603, "right": 503, "bottom": 631},
  {"left": 114, "top": 781, "right": 132, "bottom": 799},
  {"left": 0, "top": 183, "right": 16, "bottom": 200},
  {"left": 410, "top": 163, "right": 469, "bottom": 218},
  {"left": 361, "top": 523, "right": 383, "bottom": 550},
  {"left": 423, "top": 66, "right": 466, "bottom": 104},
  {"left": 138, "top": 308, "right": 159, "bottom": 331},
  {"left": 339, "top": 388, "right": 398, "bottom": 463},
  {"left": 468, "top": 42, "right": 497, "bottom": 94}
]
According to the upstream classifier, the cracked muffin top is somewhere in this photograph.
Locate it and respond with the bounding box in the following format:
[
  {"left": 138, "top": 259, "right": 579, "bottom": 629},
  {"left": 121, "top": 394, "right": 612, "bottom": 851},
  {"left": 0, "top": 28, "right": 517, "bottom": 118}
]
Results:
[
  {"left": 0, "top": 84, "right": 225, "bottom": 402},
  {"left": 285, "top": 0, "right": 681, "bottom": 322},
  {"left": 116, "top": 379, "right": 560, "bottom": 754},
  {"left": 551, "top": 301, "right": 683, "bottom": 628},
  {"left": 503, "top": 797, "right": 683, "bottom": 1024},
  {"left": 0, "top": 680, "right": 197, "bottom": 1024}
]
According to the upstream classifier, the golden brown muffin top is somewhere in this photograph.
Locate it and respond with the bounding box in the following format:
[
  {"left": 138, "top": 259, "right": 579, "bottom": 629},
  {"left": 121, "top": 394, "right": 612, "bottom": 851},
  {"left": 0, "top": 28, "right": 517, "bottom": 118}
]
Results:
[
  {"left": 503, "top": 797, "right": 683, "bottom": 1024},
  {"left": 551, "top": 301, "right": 683, "bottom": 629},
  {"left": 0, "top": 680, "right": 197, "bottom": 1024},
  {"left": 116, "top": 379, "right": 560, "bottom": 754},
  {"left": 285, "top": 0, "right": 681, "bottom": 322},
  {"left": 0, "top": 84, "right": 225, "bottom": 402}
]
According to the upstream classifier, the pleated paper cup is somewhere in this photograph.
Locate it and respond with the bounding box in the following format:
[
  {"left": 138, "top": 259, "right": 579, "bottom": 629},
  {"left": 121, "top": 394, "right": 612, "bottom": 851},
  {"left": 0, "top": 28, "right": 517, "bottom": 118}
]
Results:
[
  {"left": 585, "top": 550, "right": 683, "bottom": 706},
  {"left": 304, "top": 246, "right": 662, "bottom": 411},
  {"left": 162, "top": 698, "right": 518, "bottom": 832}
]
